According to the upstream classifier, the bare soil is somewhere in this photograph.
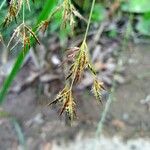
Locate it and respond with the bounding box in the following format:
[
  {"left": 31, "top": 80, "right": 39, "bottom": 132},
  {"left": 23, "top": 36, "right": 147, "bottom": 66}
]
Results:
[{"left": 0, "top": 43, "right": 150, "bottom": 149}]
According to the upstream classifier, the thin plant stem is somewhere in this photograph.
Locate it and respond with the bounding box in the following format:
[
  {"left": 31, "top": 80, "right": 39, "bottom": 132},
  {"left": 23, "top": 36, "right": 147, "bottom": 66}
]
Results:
[
  {"left": 12, "top": 118, "right": 26, "bottom": 150},
  {"left": 22, "top": 0, "right": 25, "bottom": 24},
  {"left": 95, "top": 83, "right": 115, "bottom": 137},
  {"left": 70, "top": 0, "right": 96, "bottom": 89},
  {"left": 83, "top": 0, "right": 96, "bottom": 42},
  {"left": 0, "top": 0, "right": 6, "bottom": 11},
  {"left": 95, "top": 41, "right": 125, "bottom": 137},
  {"left": 22, "top": 0, "right": 26, "bottom": 57},
  {"left": 122, "top": 14, "right": 133, "bottom": 51}
]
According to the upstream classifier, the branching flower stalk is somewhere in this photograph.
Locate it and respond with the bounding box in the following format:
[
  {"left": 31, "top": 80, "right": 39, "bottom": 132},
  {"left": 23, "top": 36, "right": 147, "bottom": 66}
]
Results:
[
  {"left": 61, "top": 0, "right": 86, "bottom": 30},
  {"left": 3, "top": 0, "right": 18, "bottom": 26},
  {"left": 0, "top": 0, "right": 56, "bottom": 104},
  {"left": 49, "top": 0, "right": 105, "bottom": 124},
  {"left": 6, "top": 0, "right": 39, "bottom": 52},
  {"left": 1, "top": 0, "right": 105, "bottom": 124},
  {"left": 3, "top": 0, "right": 31, "bottom": 27},
  {"left": 38, "top": 0, "right": 86, "bottom": 33}
]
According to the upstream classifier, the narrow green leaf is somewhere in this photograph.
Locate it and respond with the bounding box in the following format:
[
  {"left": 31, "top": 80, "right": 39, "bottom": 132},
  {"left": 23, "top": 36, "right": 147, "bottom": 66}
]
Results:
[{"left": 12, "top": 119, "right": 26, "bottom": 148}]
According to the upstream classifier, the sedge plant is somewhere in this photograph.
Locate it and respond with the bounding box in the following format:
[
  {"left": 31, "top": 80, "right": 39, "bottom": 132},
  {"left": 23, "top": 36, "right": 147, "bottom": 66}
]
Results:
[
  {"left": 48, "top": 0, "right": 105, "bottom": 123},
  {"left": 0, "top": 0, "right": 105, "bottom": 124}
]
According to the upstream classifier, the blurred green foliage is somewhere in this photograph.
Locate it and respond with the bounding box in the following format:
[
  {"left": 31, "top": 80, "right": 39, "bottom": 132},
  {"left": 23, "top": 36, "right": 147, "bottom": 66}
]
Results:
[
  {"left": 1, "top": 0, "right": 150, "bottom": 38},
  {"left": 122, "top": 0, "right": 150, "bottom": 36},
  {"left": 92, "top": 4, "right": 106, "bottom": 22},
  {"left": 121, "top": 0, "right": 150, "bottom": 13},
  {"left": 137, "top": 12, "right": 150, "bottom": 36}
]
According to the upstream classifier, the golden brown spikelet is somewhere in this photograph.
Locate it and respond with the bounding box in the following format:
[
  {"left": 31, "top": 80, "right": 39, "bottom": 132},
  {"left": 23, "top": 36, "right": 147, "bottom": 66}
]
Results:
[
  {"left": 48, "top": 86, "right": 76, "bottom": 122},
  {"left": 92, "top": 79, "right": 105, "bottom": 104},
  {"left": 60, "top": 89, "right": 76, "bottom": 121},
  {"left": 3, "top": 1, "right": 18, "bottom": 27},
  {"left": 36, "top": 0, "right": 85, "bottom": 33},
  {"left": 66, "top": 42, "right": 89, "bottom": 83},
  {"left": 37, "top": 3, "right": 63, "bottom": 33},
  {"left": 37, "top": 20, "right": 49, "bottom": 33},
  {"left": 7, "top": 23, "right": 40, "bottom": 51},
  {"left": 65, "top": 95, "right": 76, "bottom": 122},
  {"left": 48, "top": 86, "right": 69, "bottom": 105},
  {"left": 61, "top": 0, "right": 86, "bottom": 30},
  {"left": 3, "top": 0, "right": 31, "bottom": 27}
]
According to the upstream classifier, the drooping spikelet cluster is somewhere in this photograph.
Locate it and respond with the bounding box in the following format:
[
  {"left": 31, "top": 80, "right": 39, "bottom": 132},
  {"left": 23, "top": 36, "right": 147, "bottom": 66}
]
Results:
[
  {"left": 62, "top": 0, "right": 86, "bottom": 30},
  {"left": 3, "top": 0, "right": 31, "bottom": 27},
  {"left": 48, "top": 85, "right": 76, "bottom": 122},
  {"left": 48, "top": 0, "right": 105, "bottom": 121},
  {"left": 2, "top": 0, "right": 85, "bottom": 123},
  {"left": 49, "top": 40, "right": 105, "bottom": 123},
  {"left": 49, "top": 42, "right": 90, "bottom": 122},
  {"left": 66, "top": 42, "right": 89, "bottom": 83},
  {"left": 3, "top": 0, "right": 18, "bottom": 26},
  {"left": 3, "top": 0, "right": 40, "bottom": 52},
  {"left": 92, "top": 78, "right": 105, "bottom": 104},
  {"left": 66, "top": 41, "right": 105, "bottom": 103},
  {"left": 2, "top": 0, "right": 105, "bottom": 124},
  {"left": 7, "top": 23, "right": 40, "bottom": 51},
  {"left": 38, "top": 0, "right": 86, "bottom": 33}
]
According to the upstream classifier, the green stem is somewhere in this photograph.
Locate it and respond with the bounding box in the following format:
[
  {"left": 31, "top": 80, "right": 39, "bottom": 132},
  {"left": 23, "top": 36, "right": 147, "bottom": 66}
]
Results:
[
  {"left": 95, "top": 85, "right": 115, "bottom": 136},
  {"left": 83, "top": 0, "right": 96, "bottom": 42},
  {"left": 22, "top": 0, "right": 25, "bottom": 24},
  {"left": 70, "top": 0, "right": 96, "bottom": 88},
  {"left": 0, "top": 0, "right": 6, "bottom": 11}
]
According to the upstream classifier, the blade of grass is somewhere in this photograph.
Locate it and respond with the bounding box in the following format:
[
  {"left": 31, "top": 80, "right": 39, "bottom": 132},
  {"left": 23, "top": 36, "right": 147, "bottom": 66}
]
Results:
[
  {"left": 12, "top": 118, "right": 26, "bottom": 149},
  {"left": 0, "top": 0, "right": 56, "bottom": 103},
  {"left": 0, "top": 0, "right": 6, "bottom": 11}
]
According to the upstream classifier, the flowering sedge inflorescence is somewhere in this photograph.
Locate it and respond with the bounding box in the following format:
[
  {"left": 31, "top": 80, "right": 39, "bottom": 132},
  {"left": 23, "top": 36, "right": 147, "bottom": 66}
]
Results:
[
  {"left": 61, "top": 0, "right": 86, "bottom": 30},
  {"left": 48, "top": 85, "right": 76, "bottom": 122},
  {"left": 2, "top": 0, "right": 105, "bottom": 123},
  {"left": 7, "top": 23, "right": 40, "bottom": 51},
  {"left": 3, "top": 0, "right": 40, "bottom": 52},
  {"left": 3, "top": 0, "right": 18, "bottom": 26},
  {"left": 3, "top": 0, "right": 31, "bottom": 27},
  {"left": 66, "top": 42, "right": 89, "bottom": 83},
  {"left": 47, "top": 0, "right": 105, "bottom": 123},
  {"left": 49, "top": 41, "right": 105, "bottom": 123},
  {"left": 38, "top": 0, "right": 86, "bottom": 33},
  {"left": 92, "top": 78, "right": 105, "bottom": 104}
]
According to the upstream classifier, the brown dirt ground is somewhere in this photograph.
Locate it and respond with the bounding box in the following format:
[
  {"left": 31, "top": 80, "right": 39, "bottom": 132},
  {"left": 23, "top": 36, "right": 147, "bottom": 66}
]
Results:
[{"left": 0, "top": 43, "right": 150, "bottom": 149}]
